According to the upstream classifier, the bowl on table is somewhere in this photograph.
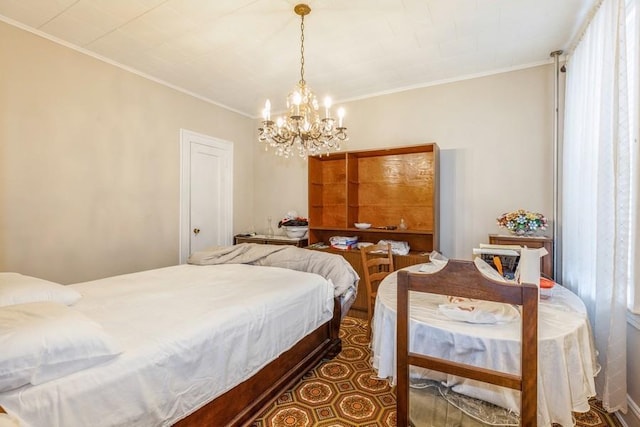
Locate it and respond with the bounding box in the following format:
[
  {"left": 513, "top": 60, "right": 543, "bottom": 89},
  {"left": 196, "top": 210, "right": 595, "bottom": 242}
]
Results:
[
  {"left": 282, "top": 226, "right": 308, "bottom": 238},
  {"left": 354, "top": 223, "right": 372, "bottom": 229},
  {"left": 539, "top": 278, "right": 556, "bottom": 289}
]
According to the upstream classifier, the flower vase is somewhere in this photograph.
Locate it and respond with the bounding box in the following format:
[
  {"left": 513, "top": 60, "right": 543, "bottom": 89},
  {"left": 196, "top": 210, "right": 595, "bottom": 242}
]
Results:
[
  {"left": 266, "top": 217, "right": 274, "bottom": 237},
  {"left": 497, "top": 210, "right": 547, "bottom": 238}
]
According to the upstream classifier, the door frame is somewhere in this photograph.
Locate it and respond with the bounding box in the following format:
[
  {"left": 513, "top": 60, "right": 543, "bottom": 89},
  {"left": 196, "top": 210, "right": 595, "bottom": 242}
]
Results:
[{"left": 179, "top": 129, "right": 234, "bottom": 264}]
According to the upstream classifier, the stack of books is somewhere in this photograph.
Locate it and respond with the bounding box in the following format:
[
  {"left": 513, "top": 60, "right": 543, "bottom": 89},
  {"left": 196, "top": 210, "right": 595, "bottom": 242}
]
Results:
[{"left": 329, "top": 236, "right": 359, "bottom": 250}]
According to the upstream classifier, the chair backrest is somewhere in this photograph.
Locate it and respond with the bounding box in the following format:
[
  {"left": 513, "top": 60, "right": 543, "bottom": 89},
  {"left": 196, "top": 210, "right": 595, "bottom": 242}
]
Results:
[
  {"left": 360, "top": 243, "right": 395, "bottom": 298},
  {"left": 396, "top": 259, "right": 538, "bottom": 426}
]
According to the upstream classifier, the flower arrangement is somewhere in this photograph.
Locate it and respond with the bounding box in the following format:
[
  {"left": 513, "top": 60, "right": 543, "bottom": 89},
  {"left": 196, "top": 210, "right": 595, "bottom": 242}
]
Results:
[
  {"left": 496, "top": 209, "right": 547, "bottom": 235},
  {"left": 277, "top": 211, "right": 309, "bottom": 239}
]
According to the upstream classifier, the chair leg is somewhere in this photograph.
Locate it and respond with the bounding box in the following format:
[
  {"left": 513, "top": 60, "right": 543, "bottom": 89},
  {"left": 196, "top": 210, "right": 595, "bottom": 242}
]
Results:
[{"left": 367, "top": 300, "right": 374, "bottom": 340}]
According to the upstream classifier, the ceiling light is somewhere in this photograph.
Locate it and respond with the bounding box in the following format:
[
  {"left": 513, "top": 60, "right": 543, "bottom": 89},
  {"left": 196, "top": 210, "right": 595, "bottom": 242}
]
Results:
[{"left": 258, "top": 4, "right": 347, "bottom": 158}]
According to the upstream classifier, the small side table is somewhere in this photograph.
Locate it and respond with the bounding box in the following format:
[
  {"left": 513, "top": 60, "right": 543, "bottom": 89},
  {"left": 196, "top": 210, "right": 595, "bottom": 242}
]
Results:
[
  {"left": 488, "top": 234, "right": 554, "bottom": 279},
  {"left": 234, "top": 234, "right": 308, "bottom": 248}
]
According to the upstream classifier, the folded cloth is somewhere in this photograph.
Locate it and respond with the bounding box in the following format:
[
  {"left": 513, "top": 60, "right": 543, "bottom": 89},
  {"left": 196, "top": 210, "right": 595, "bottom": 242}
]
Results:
[
  {"left": 418, "top": 251, "right": 449, "bottom": 273},
  {"left": 438, "top": 300, "right": 520, "bottom": 324},
  {"left": 377, "top": 240, "right": 410, "bottom": 255}
]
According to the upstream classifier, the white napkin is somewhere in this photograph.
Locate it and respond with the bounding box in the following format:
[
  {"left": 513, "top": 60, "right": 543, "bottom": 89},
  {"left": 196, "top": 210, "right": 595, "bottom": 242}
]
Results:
[
  {"left": 418, "top": 251, "right": 449, "bottom": 273},
  {"left": 377, "top": 239, "right": 410, "bottom": 255},
  {"left": 438, "top": 300, "right": 520, "bottom": 324}
]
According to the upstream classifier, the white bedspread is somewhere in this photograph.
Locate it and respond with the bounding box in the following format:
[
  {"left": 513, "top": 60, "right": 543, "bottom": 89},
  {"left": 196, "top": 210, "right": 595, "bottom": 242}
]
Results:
[
  {"left": 0, "top": 263, "right": 334, "bottom": 427},
  {"left": 188, "top": 243, "right": 359, "bottom": 298}
]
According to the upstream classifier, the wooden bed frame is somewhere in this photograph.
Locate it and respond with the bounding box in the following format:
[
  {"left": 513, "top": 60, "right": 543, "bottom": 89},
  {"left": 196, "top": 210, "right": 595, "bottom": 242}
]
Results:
[{"left": 173, "top": 296, "right": 344, "bottom": 427}]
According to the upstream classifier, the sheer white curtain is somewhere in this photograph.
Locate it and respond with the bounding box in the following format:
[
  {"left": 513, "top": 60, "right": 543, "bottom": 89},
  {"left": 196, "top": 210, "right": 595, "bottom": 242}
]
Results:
[
  {"left": 562, "top": 0, "right": 635, "bottom": 413},
  {"left": 629, "top": 0, "right": 640, "bottom": 314}
]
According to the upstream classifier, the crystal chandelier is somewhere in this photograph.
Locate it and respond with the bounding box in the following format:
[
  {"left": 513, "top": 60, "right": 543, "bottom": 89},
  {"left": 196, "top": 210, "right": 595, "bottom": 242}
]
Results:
[{"left": 259, "top": 4, "right": 347, "bottom": 158}]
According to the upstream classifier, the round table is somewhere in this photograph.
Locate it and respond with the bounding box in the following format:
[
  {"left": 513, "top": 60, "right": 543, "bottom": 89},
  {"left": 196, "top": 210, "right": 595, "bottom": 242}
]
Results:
[{"left": 371, "top": 263, "right": 598, "bottom": 427}]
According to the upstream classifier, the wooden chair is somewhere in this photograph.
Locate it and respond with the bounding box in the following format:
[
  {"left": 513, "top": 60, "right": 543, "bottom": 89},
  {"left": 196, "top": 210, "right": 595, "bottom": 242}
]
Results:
[
  {"left": 396, "top": 259, "right": 538, "bottom": 426},
  {"left": 360, "top": 243, "right": 394, "bottom": 338}
]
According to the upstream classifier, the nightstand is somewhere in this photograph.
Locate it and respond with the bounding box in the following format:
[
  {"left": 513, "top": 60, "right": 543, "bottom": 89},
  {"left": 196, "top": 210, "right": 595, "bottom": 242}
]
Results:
[
  {"left": 488, "top": 234, "right": 554, "bottom": 279},
  {"left": 234, "top": 234, "right": 308, "bottom": 248}
]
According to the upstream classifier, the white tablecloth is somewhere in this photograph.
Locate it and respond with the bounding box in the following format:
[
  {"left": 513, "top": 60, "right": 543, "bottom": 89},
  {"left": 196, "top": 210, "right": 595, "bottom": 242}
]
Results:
[{"left": 371, "top": 264, "right": 598, "bottom": 427}]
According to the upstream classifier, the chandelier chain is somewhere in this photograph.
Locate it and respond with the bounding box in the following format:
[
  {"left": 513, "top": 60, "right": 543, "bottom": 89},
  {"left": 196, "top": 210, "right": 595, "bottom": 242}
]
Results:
[{"left": 299, "top": 15, "right": 305, "bottom": 85}]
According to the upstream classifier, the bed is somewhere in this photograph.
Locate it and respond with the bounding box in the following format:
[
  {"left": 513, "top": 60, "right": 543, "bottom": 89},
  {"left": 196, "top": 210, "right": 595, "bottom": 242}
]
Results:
[{"left": 0, "top": 244, "right": 359, "bottom": 427}]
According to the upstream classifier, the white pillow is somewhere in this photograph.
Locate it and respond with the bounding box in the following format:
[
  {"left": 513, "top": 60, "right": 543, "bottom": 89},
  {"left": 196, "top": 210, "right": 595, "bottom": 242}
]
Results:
[
  {"left": 0, "top": 272, "right": 81, "bottom": 307},
  {"left": 0, "top": 301, "right": 121, "bottom": 391}
]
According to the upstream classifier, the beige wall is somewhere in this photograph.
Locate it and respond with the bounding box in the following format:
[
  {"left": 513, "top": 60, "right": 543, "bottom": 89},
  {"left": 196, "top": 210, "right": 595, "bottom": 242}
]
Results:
[
  {"left": 253, "top": 65, "right": 554, "bottom": 259},
  {"left": 0, "top": 21, "right": 255, "bottom": 284}
]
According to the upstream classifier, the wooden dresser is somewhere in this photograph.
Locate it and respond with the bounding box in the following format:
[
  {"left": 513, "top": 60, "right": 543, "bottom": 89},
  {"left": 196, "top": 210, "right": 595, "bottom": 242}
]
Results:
[
  {"left": 234, "top": 234, "right": 308, "bottom": 247},
  {"left": 307, "top": 143, "right": 439, "bottom": 319}
]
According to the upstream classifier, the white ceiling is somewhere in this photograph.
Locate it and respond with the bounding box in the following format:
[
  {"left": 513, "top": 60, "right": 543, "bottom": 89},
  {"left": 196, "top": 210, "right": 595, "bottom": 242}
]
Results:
[{"left": 0, "top": 0, "right": 596, "bottom": 118}]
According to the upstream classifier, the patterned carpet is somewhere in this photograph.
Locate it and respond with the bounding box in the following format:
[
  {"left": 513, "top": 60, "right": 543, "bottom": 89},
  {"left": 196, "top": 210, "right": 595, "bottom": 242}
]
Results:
[{"left": 251, "top": 317, "right": 622, "bottom": 427}]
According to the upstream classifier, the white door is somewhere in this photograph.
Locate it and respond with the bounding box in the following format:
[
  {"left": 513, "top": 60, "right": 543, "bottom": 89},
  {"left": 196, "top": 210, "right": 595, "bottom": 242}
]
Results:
[{"left": 179, "top": 130, "right": 233, "bottom": 263}]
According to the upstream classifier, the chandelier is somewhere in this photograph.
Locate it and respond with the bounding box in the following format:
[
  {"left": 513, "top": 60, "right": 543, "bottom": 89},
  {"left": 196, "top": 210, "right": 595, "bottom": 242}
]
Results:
[{"left": 258, "top": 4, "right": 347, "bottom": 158}]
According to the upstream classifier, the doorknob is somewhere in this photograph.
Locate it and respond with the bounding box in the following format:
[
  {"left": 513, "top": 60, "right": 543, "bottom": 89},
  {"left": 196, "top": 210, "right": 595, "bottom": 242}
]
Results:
[{"left": 193, "top": 228, "right": 200, "bottom": 235}]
